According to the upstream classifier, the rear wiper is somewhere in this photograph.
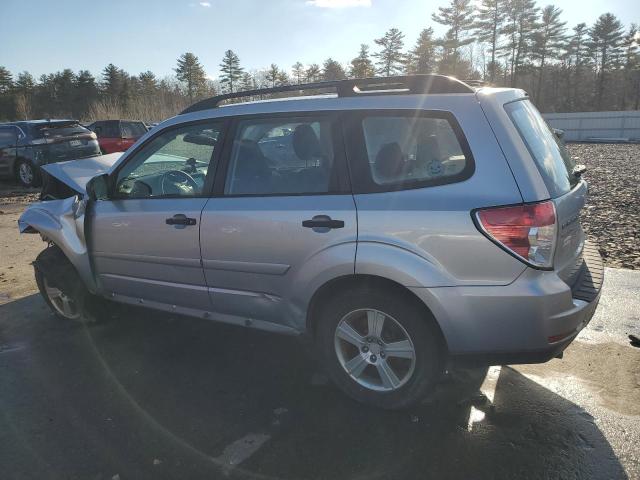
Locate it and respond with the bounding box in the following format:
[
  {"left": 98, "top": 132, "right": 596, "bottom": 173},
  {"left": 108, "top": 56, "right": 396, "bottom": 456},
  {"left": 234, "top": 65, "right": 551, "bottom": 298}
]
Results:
[{"left": 572, "top": 164, "right": 586, "bottom": 177}]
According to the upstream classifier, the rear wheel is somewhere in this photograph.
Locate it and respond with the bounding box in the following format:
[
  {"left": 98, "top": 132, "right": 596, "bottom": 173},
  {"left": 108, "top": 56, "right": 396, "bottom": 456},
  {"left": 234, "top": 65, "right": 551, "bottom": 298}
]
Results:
[
  {"left": 317, "top": 286, "right": 442, "bottom": 409},
  {"left": 15, "top": 159, "right": 41, "bottom": 188}
]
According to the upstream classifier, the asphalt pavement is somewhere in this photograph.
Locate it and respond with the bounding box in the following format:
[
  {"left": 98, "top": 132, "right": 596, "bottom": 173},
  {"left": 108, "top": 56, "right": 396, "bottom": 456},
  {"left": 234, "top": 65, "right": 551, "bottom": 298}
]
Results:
[{"left": 1, "top": 268, "right": 639, "bottom": 480}]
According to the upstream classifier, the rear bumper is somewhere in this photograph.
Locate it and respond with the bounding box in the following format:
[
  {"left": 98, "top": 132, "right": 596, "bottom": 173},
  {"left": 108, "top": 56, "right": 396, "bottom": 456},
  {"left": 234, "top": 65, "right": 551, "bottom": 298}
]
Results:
[{"left": 411, "top": 241, "right": 604, "bottom": 366}]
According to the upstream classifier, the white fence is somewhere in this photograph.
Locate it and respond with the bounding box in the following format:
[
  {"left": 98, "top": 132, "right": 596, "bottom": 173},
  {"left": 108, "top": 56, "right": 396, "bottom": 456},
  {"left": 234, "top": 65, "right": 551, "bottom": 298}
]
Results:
[{"left": 542, "top": 110, "right": 640, "bottom": 142}]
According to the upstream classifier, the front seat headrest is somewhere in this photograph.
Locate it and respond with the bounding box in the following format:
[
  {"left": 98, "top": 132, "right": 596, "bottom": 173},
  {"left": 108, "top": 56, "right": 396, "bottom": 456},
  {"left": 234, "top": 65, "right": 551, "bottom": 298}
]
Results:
[
  {"left": 292, "top": 124, "right": 322, "bottom": 162},
  {"left": 374, "top": 142, "right": 405, "bottom": 181}
]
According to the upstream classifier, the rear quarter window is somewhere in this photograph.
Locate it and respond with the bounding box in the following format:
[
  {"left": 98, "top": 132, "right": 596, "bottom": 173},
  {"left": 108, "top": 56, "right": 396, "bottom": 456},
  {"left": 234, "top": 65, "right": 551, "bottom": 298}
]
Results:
[
  {"left": 346, "top": 111, "right": 474, "bottom": 193},
  {"left": 504, "top": 99, "right": 576, "bottom": 198}
]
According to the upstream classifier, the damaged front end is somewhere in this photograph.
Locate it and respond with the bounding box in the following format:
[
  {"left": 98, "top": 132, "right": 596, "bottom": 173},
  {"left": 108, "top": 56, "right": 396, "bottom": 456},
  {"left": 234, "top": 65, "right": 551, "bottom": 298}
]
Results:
[{"left": 18, "top": 153, "right": 121, "bottom": 293}]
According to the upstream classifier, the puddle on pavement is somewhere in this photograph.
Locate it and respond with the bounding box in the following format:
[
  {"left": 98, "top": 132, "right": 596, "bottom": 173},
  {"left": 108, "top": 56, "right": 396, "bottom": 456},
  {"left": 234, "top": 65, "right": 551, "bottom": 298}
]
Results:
[{"left": 517, "top": 340, "right": 640, "bottom": 416}]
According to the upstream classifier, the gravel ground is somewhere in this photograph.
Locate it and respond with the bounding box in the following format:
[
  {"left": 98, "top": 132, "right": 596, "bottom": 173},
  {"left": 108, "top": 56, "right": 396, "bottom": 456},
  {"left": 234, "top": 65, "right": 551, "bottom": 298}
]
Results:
[{"left": 569, "top": 143, "right": 640, "bottom": 270}]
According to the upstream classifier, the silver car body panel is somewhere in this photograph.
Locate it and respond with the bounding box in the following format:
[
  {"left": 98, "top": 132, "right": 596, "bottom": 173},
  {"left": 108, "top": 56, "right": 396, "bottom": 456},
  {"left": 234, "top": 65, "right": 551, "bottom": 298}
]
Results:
[
  {"left": 18, "top": 87, "right": 600, "bottom": 355},
  {"left": 18, "top": 195, "right": 97, "bottom": 292},
  {"left": 199, "top": 195, "right": 357, "bottom": 331}
]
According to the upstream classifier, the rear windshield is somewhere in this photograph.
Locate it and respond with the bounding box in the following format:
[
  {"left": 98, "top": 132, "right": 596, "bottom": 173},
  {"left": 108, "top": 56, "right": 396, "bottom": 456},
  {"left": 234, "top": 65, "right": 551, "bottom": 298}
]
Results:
[
  {"left": 505, "top": 99, "right": 577, "bottom": 197},
  {"left": 34, "top": 123, "right": 91, "bottom": 139}
]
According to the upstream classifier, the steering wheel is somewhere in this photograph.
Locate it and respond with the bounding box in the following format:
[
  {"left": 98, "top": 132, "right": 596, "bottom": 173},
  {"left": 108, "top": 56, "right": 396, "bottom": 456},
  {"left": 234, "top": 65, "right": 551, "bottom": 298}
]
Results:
[{"left": 160, "top": 170, "right": 199, "bottom": 195}]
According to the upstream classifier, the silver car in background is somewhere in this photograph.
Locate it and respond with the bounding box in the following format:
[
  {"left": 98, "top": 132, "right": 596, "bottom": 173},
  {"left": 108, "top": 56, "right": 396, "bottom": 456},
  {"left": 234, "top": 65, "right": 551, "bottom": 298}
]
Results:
[{"left": 18, "top": 75, "right": 603, "bottom": 409}]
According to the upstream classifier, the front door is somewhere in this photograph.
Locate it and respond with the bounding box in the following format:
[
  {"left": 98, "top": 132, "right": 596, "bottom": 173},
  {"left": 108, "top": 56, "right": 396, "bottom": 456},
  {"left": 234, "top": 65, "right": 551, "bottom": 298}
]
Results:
[
  {"left": 90, "top": 120, "right": 225, "bottom": 311},
  {"left": 199, "top": 113, "right": 357, "bottom": 330}
]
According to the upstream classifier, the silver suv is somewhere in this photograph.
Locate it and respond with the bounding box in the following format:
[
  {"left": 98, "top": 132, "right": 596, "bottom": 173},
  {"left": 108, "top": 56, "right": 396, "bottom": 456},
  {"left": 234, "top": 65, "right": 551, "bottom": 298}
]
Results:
[{"left": 19, "top": 76, "right": 603, "bottom": 409}]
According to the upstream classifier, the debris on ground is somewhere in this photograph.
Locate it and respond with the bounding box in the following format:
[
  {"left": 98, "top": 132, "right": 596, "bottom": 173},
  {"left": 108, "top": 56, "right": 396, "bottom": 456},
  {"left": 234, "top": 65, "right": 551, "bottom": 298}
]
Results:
[{"left": 569, "top": 143, "right": 640, "bottom": 270}]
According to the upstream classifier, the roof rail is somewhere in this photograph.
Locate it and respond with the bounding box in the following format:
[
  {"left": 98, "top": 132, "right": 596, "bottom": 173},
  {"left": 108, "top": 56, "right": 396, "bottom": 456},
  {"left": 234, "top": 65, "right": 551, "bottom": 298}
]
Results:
[{"left": 180, "top": 74, "right": 475, "bottom": 114}]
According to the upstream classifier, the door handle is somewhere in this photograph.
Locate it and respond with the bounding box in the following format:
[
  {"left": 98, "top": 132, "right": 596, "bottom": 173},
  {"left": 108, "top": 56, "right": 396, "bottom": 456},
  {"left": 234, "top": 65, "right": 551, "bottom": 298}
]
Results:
[
  {"left": 166, "top": 214, "right": 197, "bottom": 226},
  {"left": 302, "top": 215, "right": 344, "bottom": 229}
]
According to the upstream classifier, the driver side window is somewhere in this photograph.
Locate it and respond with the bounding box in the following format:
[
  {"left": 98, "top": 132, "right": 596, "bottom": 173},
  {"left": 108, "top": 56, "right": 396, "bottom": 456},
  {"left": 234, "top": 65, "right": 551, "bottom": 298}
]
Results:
[{"left": 115, "top": 122, "right": 222, "bottom": 198}]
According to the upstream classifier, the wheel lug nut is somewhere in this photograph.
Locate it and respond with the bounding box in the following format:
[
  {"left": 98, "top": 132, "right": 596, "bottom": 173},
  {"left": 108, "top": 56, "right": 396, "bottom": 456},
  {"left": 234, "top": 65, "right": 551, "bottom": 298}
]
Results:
[
  {"left": 380, "top": 351, "right": 385, "bottom": 358},
  {"left": 362, "top": 345, "right": 369, "bottom": 353},
  {"left": 377, "top": 339, "right": 383, "bottom": 346},
  {"left": 370, "top": 355, "right": 377, "bottom": 363},
  {"left": 366, "top": 337, "right": 373, "bottom": 343}
]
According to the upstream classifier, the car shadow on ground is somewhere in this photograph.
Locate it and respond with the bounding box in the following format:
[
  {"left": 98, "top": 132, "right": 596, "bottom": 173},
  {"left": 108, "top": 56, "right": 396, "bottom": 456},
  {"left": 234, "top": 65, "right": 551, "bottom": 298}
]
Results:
[{"left": 0, "top": 294, "right": 628, "bottom": 480}]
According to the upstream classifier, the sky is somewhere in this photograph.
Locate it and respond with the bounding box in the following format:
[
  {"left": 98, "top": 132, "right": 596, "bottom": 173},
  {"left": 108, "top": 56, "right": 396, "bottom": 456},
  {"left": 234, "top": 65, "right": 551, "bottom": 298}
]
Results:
[{"left": 0, "top": 0, "right": 638, "bottom": 80}]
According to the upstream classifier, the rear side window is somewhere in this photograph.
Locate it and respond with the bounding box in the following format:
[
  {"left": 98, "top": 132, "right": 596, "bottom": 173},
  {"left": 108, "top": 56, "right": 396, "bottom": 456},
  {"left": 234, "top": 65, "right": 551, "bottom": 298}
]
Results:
[
  {"left": 121, "top": 121, "right": 147, "bottom": 138},
  {"left": 92, "top": 121, "right": 119, "bottom": 138},
  {"left": 224, "top": 116, "right": 340, "bottom": 196},
  {"left": 346, "top": 111, "right": 474, "bottom": 193},
  {"left": 0, "top": 126, "right": 17, "bottom": 147},
  {"left": 505, "top": 99, "right": 577, "bottom": 197}
]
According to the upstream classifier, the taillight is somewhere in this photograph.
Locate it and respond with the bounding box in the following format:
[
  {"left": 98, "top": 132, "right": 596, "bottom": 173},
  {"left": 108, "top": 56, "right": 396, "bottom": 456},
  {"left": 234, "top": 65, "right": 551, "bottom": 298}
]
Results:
[{"left": 475, "top": 200, "right": 557, "bottom": 269}]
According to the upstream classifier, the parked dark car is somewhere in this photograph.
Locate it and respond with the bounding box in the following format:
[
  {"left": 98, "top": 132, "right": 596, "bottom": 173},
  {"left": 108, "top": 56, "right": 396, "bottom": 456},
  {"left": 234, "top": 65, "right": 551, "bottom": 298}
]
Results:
[
  {"left": 0, "top": 119, "right": 101, "bottom": 187},
  {"left": 87, "top": 120, "right": 148, "bottom": 154}
]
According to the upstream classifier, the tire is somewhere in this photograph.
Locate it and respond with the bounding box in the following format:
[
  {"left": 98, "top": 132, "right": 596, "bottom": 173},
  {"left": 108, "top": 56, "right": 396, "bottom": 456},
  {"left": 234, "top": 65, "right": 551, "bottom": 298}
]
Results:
[
  {"left": 15, "top": 158, "right": 41, "bottom": 188},
  {"left": 316, "top": 286, "right": 442, "bottom": 410},
  {"left": 34, "top": 246, "right": 102, "bottom": 323}
]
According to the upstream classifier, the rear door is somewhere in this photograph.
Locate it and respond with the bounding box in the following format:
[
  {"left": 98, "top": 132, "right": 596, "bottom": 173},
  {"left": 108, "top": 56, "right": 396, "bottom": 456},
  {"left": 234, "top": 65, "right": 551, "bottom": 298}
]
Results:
[
  {"left": 504, "top": 99, "right": 585, "bottom": 281},
  {"left": 0, "top": 126, "right": 17, "bottom": 178},
  {"left": 90, "top": 120, "right": 225, "bottom": 310},
  {"left": 199, "top": 112, "right": 356, "bottom": 330}
]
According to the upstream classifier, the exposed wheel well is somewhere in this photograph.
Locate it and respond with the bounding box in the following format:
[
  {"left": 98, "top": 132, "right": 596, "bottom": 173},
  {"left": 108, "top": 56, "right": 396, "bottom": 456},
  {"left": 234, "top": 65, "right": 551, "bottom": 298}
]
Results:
[{"left": 306, "top": 274, "right": 449, "bottom": 355}]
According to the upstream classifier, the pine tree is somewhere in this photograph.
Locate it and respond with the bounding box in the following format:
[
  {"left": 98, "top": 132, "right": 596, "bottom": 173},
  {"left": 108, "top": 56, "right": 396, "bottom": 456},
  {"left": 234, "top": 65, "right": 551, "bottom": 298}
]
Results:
[
  {"left": 500, "top": 0, "right": 539, "bottom": 86},
  {"left": 266, "top": 64, "right": 280, "bottom": 87},
  {"left": 174, "top": 52, "right": 207, "bottom": 102},
  {"left": 75, "top": 70, "right": 99, "bottom": 117},
  {"left": 219, "top": 50, "right": 243, "bottom": 93},
  {"left": 0, "top": 66, "right": 12, "bottom": 94},
  {"left": 138, "top": 71, "right": 158, "bottom": 96},
  {"left": 292, "top": 62, "right": 305, "bottom": 84},
  {"left": 13, "top": 71, "right": 34, "bottom": 120},
  {"left": 431, "top": 0, "right": 475, "bottom": 76},
  {"left": 56, "top": 69, "right": 77, "bottom": 115},
  {"left": 101, "top": 64, "right": 124, "bottom": 102},
  {"left": 532, "top": 5, "right": 567, "bottom": 106},
  {"left": 406, "top": 28, "right": 437, "bottom": 74},
  {"left": 239, "top": 72, "right": 255, "bottom": 91},
  {"left": 589, "top": 13, "right": 625, "bottom": 109},
  {"left": 565, "top": 23, "right": 590, "bottom": 110},
  {"left": 350, "top": 44, "right": 376, "bottom": 78},
  {"left": 277, "top": 71, "right": 290, "bottom": 86},
  {"left": 474, "top": 0, "right": 505, "bottom": 82},
  {"left": 305, "top": 64, "right": 322, "bottom": 82},
  {"left": 621, "top": 24, "right": 639, "bottom": 109},
  {"left": 373, "top": 28, "right": 405, "bottom": 76},
  {"left": 322, "top": 58, "right": 347, "bottom": 81}
]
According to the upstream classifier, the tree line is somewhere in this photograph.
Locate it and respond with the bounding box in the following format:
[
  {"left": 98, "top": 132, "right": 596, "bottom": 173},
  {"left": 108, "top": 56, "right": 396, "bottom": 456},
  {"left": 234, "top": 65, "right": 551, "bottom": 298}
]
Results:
[{"left": 0, "top": 0, "right": 638, "bottom": 123}]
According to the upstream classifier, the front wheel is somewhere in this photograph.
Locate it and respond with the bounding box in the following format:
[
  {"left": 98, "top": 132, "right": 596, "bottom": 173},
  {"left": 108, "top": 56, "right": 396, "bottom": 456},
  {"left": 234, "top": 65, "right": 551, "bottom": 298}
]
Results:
[
  {"left": 317, "top": 287, "right": 442, "bottom": 409},
  {"left": 34, "top": 246, "right": 101, "bottom": 323}
]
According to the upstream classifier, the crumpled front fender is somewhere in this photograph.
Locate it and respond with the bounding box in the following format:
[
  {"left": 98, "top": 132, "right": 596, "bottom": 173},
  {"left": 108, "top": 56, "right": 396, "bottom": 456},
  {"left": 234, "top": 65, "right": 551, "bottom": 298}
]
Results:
[{"left": 18, "top": 196, "right": 97, "bottom": 293}]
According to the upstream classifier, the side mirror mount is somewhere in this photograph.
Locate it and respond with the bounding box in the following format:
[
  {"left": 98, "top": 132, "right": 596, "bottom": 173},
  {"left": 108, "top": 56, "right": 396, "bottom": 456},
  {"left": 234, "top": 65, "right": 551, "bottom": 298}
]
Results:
[
  {"left": 552, "top": 128, "right": 565, "bottom": 141},
  {"left": 86, "top": 173, "right": 110, "bottom": 201}
]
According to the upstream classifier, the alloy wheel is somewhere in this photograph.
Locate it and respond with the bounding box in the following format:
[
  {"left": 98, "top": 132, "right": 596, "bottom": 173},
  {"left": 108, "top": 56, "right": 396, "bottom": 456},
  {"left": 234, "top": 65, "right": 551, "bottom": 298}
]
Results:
[
  {"left": 19, "top": 162, "right": 34, "bottom": 186},
  {"left": 334, "top": 308, "right": 417, "bottom": 392},
  {"left": 43, "top": 277, "right": 81, "bottom": 320}
]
